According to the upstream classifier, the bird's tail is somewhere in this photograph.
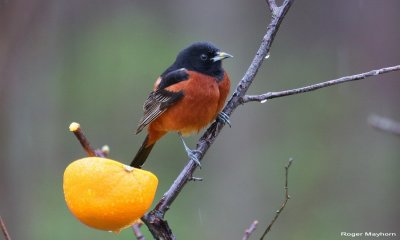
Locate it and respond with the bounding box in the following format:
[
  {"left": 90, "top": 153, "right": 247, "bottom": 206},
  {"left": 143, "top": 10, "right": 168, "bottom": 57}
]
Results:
[{"left": 131, "top": 134, "right": 155, "bottom": 168}]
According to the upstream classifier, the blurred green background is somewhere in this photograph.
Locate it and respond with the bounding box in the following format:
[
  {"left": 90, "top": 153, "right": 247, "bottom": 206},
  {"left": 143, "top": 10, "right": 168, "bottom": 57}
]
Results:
[{"left": 1, "top": 0, "right": 399, "bottom": 239}]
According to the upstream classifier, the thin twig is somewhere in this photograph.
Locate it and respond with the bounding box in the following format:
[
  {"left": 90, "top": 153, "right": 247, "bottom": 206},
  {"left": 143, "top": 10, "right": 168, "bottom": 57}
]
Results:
[
  {"left": 141, "top": 1, "right": 295, "bottom": 239},
  {"left": 242, "top": 220, "right": 259, "bottom": 240},
  {"left": 69, "top": 122, "right": 106, "bottom": 158},
  {"left": 0, "top": 216, "right": 12, "bottom": 240},
  {"left": 368, "top": 115, "right": 400, "bottom": 136},
  {"left": 241, "top": 65, "right": 400, "bottom": 103},
  {"left": 259, "top": 159, "right": 293, "bottom": 240},
  {"left": 132, "top": 221, "right": 145, "bottom": 240},
  {"left": 265, "top": 0, "right": 278, "bottom": 13}
]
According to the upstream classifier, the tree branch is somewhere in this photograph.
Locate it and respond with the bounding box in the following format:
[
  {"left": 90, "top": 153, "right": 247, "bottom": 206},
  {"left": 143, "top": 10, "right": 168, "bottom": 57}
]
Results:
[
  {"left": 0, "top": 216, "right": 12, "bottom": 240},
  {"left": 241, "top": 65, "right": 400, "bottom": 103},
  {"left": 141, "top": 0, "right": 295, "bottom": 238},
  {"left": 69, "top": 122, "right": 108, "bottom": 158},
  {"left": 368, "top": 115, "right": 400, "bottom": 136},
  {"left": 242, "top": 220, "right": 259, "bottom": 240},
  {"left": 259, "top": 158, "right": 293, "bottom": 240},
  {"left": 132, "top": 221, "right": 145, "bottom": 240},
  {"left": 265, "top": 0, "right": 278, "bottom": 13}
]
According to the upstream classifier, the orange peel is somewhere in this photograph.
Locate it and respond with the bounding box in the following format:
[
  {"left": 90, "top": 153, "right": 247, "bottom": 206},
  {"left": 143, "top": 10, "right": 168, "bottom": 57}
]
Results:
[{"left": 63, "top": 157, "right": 158, "bottom": 232}]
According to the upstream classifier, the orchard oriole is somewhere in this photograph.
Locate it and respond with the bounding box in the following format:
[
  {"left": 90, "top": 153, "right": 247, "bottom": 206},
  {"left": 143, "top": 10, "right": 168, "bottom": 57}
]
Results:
[{"left": 131, "top": 42, "right": 232, "bottom": 168}]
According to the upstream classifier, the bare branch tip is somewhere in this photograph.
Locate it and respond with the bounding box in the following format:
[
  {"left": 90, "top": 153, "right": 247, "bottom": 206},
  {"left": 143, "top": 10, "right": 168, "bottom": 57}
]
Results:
[
  {"left": 101, "top": 145, "right": 110, "bottom": 155},
  {"left": 69, "top": 122, "right": 80, "bottom": 132},
  {"left": 132, "top": 220, "right": 145, "bottom": 240},
  {"left": 69, "top": 121, "right": 100, "bottom": 157},
  {"left": 0, "top": 216, "right": 12, "bottom": 240},
  {"left": 265, "top": 0, "right": 278, "bottom": 12},
  {"left": 259, "top": 157, "right": 294, "bottom": 239},
  {"left": 242, "top": 220, "right": 259, "bottom": 240},
  {"left": 287, "top": 158, "right": 293, "bottom": 167}
]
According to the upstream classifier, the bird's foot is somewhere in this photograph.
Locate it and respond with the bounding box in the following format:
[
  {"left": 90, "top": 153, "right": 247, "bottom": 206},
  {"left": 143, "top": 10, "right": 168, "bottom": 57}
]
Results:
[
  {"left": 179, "top": 133, "right": 202, "bottom": 167},
  {"left": 217, "top": 112, "right": 231, "bottom": 127},
  {"left": 186, "top": 148, "right": 202, "bottom": 167}
]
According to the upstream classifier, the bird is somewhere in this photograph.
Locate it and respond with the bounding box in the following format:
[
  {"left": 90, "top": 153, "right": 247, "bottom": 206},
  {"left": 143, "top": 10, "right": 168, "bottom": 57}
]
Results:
[{"left": 131, "top": 42, "right": 232, "bottom": 168}]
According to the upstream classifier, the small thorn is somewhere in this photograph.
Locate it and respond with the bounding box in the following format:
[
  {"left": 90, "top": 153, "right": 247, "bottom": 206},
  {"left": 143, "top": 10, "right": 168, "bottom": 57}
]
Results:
[{"left": 189, "top": 177, "right": 203, "bottom": 182}]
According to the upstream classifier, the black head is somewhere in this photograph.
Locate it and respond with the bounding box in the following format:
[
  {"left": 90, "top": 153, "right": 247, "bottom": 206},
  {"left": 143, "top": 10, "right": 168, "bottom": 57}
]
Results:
[{"left": 164, "top": 42, "right": 232, "bottom": 80}]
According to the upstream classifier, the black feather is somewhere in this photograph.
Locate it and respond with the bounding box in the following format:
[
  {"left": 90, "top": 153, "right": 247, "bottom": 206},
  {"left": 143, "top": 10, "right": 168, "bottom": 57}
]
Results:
[
  {"left": 158, "top": 68, "right": 189, "bottom": 90},
  {"left": 136, "top": 89, "right": 184, "bottom": 134},
  {"left": 131, "top": 135, "right": 154, "bottom": 168}
]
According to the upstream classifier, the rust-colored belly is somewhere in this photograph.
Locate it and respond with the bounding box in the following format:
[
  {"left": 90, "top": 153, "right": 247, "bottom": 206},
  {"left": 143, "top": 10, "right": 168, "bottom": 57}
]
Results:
[{"left": 150, "top": 73, "right": 220, "bottom": 136}]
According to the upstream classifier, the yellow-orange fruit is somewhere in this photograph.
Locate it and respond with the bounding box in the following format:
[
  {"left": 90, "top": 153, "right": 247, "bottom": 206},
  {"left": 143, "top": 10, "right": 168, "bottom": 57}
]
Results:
[{"left": 63, "top": 157, "right": 158, "bottom": 232}]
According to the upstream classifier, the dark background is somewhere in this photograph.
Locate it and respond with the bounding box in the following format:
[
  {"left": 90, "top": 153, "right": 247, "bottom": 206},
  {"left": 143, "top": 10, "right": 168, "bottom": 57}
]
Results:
[{"left": 1, "top": 0, "right": 399, "bottom": 239}]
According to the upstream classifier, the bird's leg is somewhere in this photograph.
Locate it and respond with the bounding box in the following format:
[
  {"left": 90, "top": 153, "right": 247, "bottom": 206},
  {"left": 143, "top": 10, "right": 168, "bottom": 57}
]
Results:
[
  {"left": 178, "top": 133, "right": 202, "bottom": 167},
  {"left": 217, "top": 111, "right": 231, "bottom": 127}
]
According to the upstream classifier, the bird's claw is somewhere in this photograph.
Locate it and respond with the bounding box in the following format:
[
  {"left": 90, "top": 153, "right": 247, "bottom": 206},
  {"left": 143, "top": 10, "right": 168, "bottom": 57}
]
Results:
[
  {"left": 217, "top": 112, "right": 231, "bottom": 127},
  {"left": 179, "top": 133, "right": 202, "bottom": 167},
  {"left": 187, "top": 149, "right": 202, "bottom": 168}
]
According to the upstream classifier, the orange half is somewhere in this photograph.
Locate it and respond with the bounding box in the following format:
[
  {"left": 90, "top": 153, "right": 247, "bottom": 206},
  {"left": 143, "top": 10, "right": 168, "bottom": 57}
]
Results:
[{"left": 63, "top": 157, "right": 158, "bottom": 232}]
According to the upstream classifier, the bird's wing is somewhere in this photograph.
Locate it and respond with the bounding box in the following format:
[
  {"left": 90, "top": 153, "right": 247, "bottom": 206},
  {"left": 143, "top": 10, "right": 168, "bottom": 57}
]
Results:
[
  {"left": 158, "top": 68, "right": 189, "bottom": 89},
  {"left": 136, "top": 68, "right": 189, "bottom": 134}
]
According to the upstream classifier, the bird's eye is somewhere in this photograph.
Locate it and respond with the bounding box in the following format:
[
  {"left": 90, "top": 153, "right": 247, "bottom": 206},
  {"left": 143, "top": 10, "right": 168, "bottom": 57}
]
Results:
[{"left": 200, "top": 54, "right": 208, "bottom": 61}]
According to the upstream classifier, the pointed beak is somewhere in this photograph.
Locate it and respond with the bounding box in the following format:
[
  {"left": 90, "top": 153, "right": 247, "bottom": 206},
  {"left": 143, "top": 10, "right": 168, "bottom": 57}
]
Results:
[{"left": 212, "top": 51, "right": 233, "bottom": 62}]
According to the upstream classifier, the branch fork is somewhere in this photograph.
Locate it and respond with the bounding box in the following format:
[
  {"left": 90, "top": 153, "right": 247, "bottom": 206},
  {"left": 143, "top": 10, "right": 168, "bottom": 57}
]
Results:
[{"left": 241, "top": 65, "right": 400, "bottom": 103}]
